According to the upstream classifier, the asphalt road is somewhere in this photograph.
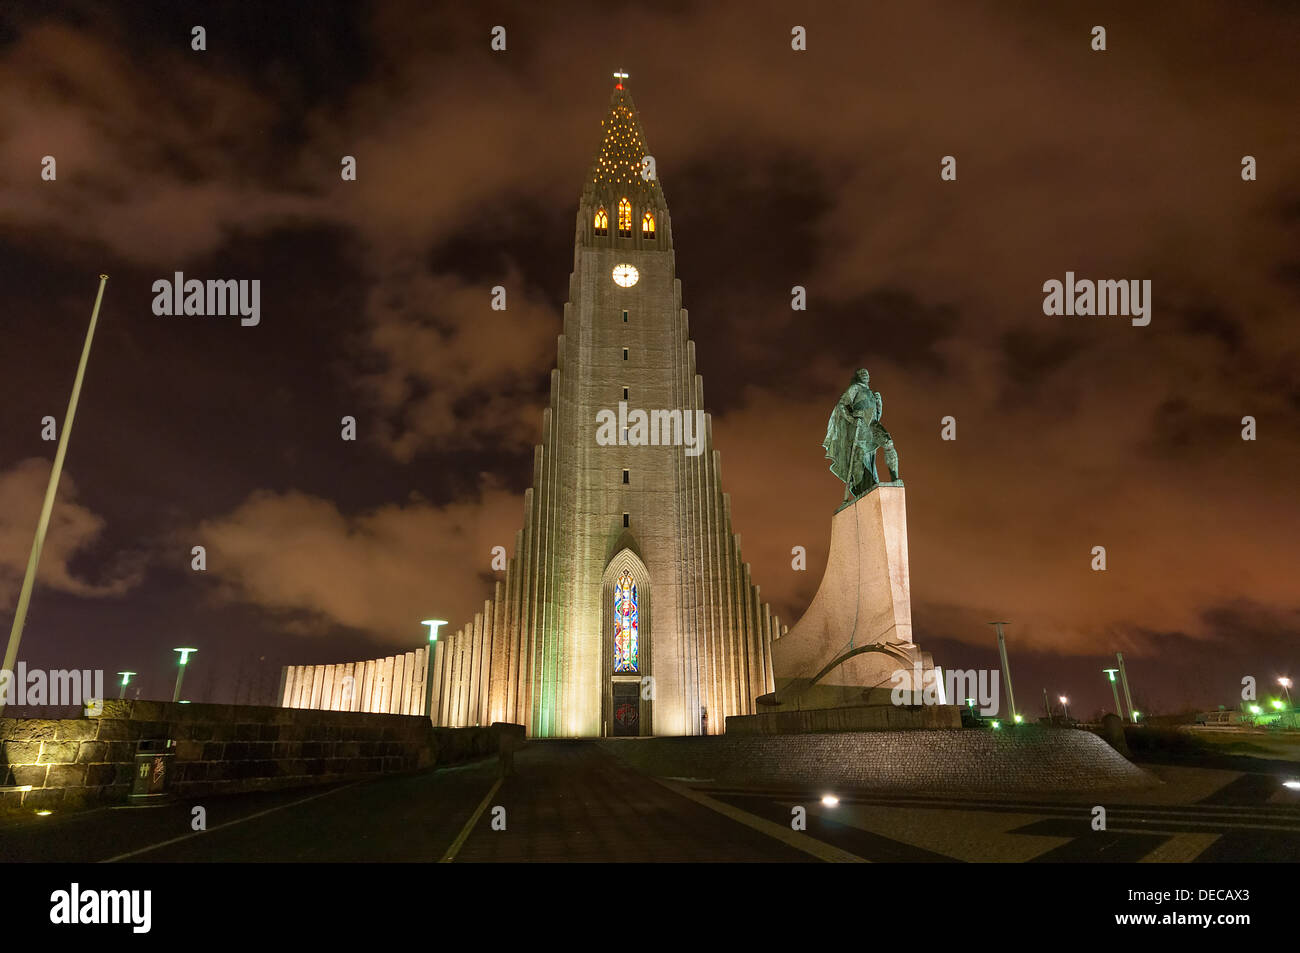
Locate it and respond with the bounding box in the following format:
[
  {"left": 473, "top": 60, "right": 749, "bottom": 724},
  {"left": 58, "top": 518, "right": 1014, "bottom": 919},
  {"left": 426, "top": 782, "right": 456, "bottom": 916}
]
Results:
[{"left": 3, "top": 741, "right": 1298, "bottom": 862}]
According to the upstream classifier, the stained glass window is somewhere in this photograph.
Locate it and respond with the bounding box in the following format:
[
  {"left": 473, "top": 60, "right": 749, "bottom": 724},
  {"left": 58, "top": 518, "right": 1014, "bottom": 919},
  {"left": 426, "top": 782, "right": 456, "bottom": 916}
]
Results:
[
  {"left": 642, "top": 211, "right": 655, "bottom": 237},
  {"left": 618, "top": 198, "right": 632, "bottom": 237},
  {"left": 613, "top": 568, "right": 638, "bottom": 673},
  {"left": 594, "top": 207, "right": 608, "bottom": 236}
]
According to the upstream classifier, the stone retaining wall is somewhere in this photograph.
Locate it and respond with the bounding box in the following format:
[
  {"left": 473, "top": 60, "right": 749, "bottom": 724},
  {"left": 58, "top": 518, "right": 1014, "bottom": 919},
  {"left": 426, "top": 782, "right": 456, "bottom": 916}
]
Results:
[
  {"left": 1, "top": 700, "right": 519, "bottom": 812},
  {"left": 601, "top": 728, "right": 1157, "bottom": 792},
  {"left": 727, "top": 704, "right": 962, "bottom": 734}
]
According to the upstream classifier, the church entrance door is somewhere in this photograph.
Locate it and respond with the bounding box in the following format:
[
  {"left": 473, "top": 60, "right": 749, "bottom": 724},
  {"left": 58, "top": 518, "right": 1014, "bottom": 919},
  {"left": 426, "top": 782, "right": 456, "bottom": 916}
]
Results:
[{"left": 612, "top": 681, "right": 640, "bottom": 736}]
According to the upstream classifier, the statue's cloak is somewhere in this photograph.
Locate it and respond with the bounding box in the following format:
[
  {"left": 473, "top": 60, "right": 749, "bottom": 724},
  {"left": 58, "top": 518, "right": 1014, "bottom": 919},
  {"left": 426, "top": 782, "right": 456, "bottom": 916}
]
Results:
[{"left": 823, "top": 387, "right": 867, "bottom": 490}]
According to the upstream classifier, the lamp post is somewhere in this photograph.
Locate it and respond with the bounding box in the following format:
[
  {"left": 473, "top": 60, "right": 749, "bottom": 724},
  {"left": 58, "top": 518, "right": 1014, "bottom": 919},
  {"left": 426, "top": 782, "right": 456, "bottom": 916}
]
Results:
[
  {"left": 1059, "top": 695, "right": 1070, "bottom": 720},
  {"left": 172, "top": 648, "right": 197, "bottom": 703},
  {"left": 421, "top": 619, "right": 447, "bottom": 719},
  {"left": 1116, "top": 652, "right": 1138, "bottom": 723},
  {"left": 988, "top": 621, "right": 1018, "bottom": 724},
  {"left": 117, "top": 671, "right": 136, "bottom": 699},
  {"left": 1103, "top": 668, "right": 1123, "bottom": 718},
  {"left": 0, "top": 275, "right": 109, "bottom": 717},
  {"left": 1280, "top": 677, "right": 1293, "bottom": 708}
]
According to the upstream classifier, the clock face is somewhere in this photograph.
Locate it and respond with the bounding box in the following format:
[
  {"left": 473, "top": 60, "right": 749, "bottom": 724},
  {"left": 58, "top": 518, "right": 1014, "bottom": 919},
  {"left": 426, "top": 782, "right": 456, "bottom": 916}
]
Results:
[{"left": 612, "top": 264, "right": 639, "bottom": 288}]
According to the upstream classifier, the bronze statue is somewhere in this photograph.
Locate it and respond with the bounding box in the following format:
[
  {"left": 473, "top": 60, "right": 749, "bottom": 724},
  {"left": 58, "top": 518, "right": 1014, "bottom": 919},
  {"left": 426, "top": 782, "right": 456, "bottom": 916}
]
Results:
[{"left": 823, "top": 368, "right": 899, "bottom": 504}]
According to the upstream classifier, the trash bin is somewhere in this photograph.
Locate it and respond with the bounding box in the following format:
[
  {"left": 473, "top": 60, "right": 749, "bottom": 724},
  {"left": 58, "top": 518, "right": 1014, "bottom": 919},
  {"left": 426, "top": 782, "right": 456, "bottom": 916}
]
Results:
[{"left": 128, "top": 739, "right": 175, "bottom": 805}]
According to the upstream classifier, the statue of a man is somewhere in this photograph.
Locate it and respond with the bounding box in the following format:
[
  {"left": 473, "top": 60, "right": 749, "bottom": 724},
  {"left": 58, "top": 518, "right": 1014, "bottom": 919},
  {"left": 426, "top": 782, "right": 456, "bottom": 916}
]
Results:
[{"left": 823, "top": 368, "right": 900, "bottom": 503}]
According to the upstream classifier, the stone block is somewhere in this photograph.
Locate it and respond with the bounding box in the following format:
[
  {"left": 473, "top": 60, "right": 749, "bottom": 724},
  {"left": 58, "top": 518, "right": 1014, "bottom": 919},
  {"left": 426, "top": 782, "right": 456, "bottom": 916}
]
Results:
[
  {"left": 84, "top": 763, "right": 117, "bottom": 786},
  {"left": 76, "top": 741, "right": 109, "bottom": 763},
  {"left": 60, "top": 787, "right": 99, "bottom": 809},
  {"left": 3, "top": 740, "right": 42, "bottom": 764},
  {"left": 97, "top": 700, "right": 133, "bottom": 720},
  {"left": 10, "top": 763, "right": 48, "bottom": 787},
  {"left": 128, "top": 701, "right": 165, "bottom": 721},
  {"left": 174, "top": 740, "right": 205, "bottom": 761},
  {"left": 7, "top": 720, "right": 57, "bottom": 742},
  {"left": 223, "top": 742, "right": 251, "bottom": 761},
  {"left": 104, "top": 741, "right": 136, "bottom": 762},
  {"left": 45, "top": 763, "right": 87, "bottom": 788},
  {"left": 38, "top": 741, "right": 78, "bottom": 764},
  {"left": 94, "top": 719, "right": 134, "bottom": 741},
  {"left": 54, "top": 719, "right": 98, "bottom": 742},
  {"left": 24, "top": 788, "right": 63, "bottom": 810}
]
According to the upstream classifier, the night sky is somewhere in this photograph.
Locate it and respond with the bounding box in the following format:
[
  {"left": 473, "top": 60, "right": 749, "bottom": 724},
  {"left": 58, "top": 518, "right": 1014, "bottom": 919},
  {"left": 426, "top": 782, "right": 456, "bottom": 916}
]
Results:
[{"left": 2, "top": 1, "right": 1297, "bottom": 718}]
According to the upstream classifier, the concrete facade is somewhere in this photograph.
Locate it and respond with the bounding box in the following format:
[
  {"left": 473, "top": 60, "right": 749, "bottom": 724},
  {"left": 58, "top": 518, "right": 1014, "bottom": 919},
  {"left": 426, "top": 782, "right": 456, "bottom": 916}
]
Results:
[
  {"left": 279, "top": 648, "right": 428, "bottom": 716},
  {"left": 428, "top": 83, "right": 784, "bottom": 737}
]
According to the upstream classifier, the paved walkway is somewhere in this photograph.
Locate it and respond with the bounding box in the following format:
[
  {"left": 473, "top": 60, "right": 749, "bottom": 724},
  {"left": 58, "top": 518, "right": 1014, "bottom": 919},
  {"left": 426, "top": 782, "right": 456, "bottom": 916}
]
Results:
[
  {"left": 455, "top": 740, "right": 812, "bottom": 862},
  {"left": 2, "top": 741, "right": 1296, "bottom": 862}
]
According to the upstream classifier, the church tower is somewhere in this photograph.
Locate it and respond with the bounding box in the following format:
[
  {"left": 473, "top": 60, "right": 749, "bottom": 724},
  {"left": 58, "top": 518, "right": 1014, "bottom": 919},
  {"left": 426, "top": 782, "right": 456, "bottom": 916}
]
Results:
[{"left": 429, "top": 77, "right": 784, "bottom": 737}]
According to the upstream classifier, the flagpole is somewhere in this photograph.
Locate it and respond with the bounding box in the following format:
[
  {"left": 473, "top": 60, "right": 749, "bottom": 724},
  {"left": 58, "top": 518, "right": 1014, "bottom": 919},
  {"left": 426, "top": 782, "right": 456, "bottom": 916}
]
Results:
[{"left": 1, "top": 274, "right": 109, "bottom": 716}]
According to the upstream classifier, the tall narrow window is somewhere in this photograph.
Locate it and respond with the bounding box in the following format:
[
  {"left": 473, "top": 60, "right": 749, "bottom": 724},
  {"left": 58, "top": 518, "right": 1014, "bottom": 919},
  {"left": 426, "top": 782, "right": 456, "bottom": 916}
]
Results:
[
  {"left": 622, "top": 468, "right": 630, "bottom": 484},
  {"left": 622, "top": 386, "right": 629, "bottom": 400},
  {"left": 623, "top": 512, "right": 630, "bottom": 528},
  {"left": 623, "top": 347, "right": 629, "bottom": 361},
  {"left": 618, "top": 198, "right": 632, "bottom": 237},
  {"left": 642, "top": 211, "right": 655, "bottom": 238},
  {"left": 593, "top": 207, "right": 608, "bottom": 236},
  {"left": 622, "top": 310, "right": 628, "bottom": 323},
  {"left": 613, "top": 568, "right": 638, "bottom": 673}
]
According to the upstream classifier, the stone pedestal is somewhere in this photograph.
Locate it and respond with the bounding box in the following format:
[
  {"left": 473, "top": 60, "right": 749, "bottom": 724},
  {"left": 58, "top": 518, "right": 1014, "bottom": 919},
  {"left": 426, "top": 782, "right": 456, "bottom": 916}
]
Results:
[{"left": 764, "top": 485, "right": 939, "bottom": 710}]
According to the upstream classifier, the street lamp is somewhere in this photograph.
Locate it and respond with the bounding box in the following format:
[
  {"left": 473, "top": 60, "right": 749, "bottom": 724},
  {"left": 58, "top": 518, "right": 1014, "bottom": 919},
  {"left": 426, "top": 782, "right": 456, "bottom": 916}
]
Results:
[
  {"left": 421, "top": 619, "right": 447, "bottom": 719},
  {"left": 1116, "top": 652, "right": 1138, "bottom": 723},
  {"left": 1280, "top": 677, "right": 1293, "bottom": 708},
  {"left": 172, "top": 648, "right": 198, "bottom": 703},
  {"left": 988, "top": 621, "right": 1018, "bottom": 724},
  {"left": 1102, "top": 668, "right": 1124, "bottom": 718},
  {"left": 1059, "top": 695, "right": 1070, "bottom": 720},
  {"left": 117, "top": 671, "right": 136, "bottom": 699}
]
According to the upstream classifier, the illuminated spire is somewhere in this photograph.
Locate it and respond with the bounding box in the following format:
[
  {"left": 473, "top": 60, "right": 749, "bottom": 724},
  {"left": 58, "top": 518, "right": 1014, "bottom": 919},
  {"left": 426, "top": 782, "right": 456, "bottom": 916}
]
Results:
[{"left": 586, "top": 73, "right": 663, "bottom": 208}]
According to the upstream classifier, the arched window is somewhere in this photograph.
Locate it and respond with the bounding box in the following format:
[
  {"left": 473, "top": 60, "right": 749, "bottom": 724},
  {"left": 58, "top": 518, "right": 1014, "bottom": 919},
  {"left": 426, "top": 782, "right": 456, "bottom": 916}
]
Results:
[
  {"left": 641, "top": 211, "right": 655, "bottom": 238},
  {"left": 593, "top": 207, "right": 608, "bottom": 236},
  {"left": 617, "top": 198, "right": 632, "bottom": 237},
  {"left": 613, "top": 568, "right": 639, "bottom": 673}
]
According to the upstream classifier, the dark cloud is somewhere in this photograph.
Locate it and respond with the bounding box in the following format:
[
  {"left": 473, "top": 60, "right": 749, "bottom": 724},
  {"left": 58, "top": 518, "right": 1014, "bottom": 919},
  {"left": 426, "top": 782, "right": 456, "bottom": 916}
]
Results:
[{"left": 2, "top": 0, "right": 1298, "bottom": 714}]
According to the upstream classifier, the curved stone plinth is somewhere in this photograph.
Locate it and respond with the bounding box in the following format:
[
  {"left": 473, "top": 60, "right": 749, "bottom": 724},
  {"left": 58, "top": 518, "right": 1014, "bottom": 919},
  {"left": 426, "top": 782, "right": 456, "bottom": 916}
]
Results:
[
  {"left": 769, "top": 485, "right": 935, "bottom": 709},
  {"left": 601, "top": 729, "right": 1160, "bottom": 793}
]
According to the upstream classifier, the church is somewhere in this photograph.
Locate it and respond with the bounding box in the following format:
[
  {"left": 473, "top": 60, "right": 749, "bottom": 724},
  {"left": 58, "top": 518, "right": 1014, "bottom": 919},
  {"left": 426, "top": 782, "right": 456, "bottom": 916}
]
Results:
[{"left": 426, "top": 77, "right": 786, "bottom": 737}]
